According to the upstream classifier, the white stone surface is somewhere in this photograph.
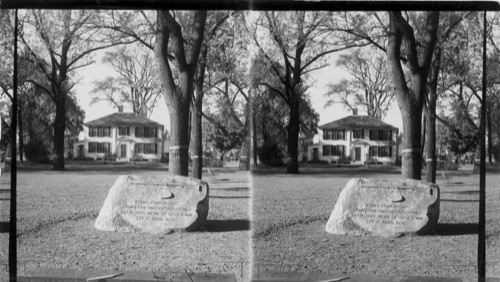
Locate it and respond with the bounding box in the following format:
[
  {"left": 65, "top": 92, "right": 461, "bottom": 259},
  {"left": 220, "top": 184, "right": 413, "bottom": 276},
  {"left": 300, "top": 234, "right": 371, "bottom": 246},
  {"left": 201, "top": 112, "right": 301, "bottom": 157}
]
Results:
[
  {"left": 95, "top": 175, "right": 209, "bottom": 233},
  {"left": 325, "top": 178, "right": 440, "bottom": 237}
]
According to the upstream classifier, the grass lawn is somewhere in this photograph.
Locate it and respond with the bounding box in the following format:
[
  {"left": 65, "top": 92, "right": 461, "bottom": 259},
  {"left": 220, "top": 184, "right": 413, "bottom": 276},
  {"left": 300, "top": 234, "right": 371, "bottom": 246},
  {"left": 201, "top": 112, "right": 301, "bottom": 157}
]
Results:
[
  {"left": 252, "top": 164, "right": 500, "bottom": 281},
  {"left": 1, "top": 161, "right": 251, "bottom": 281}
]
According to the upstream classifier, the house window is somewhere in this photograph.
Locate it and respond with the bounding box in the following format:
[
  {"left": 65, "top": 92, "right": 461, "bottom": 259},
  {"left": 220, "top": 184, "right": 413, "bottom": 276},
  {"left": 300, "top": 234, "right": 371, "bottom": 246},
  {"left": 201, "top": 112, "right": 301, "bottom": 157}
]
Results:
[
  {"left": 323, "top": 145, "right": 331, "bottom": 156},
  {"left": 135, "top": 143, "right": 158, "bottom": 154},
  {"left": 353, "top": 129, "right": 364, "bottom": 139},
  {"left": 384, "top": 130, "right": 392, "bottom": 141},
  {"left": 333, "top": 130, "right": 345, "bottom": 140},
  {"left": 135, "top": 127, "right": 144, "bottom": 137},
  {"left": 322, "top": 145, "right": 345, "bottom": 156},
  {"left": 369, "top": 146, "right": 378, "bottom": 157},
  {"left": 89, "top": 127, "right": 97, "bottom": 137},
  {"left": 88, "top": 142, "right": 111, "bottom": 153},
  {"left": 331, "top": 145, "right": 345, "bottom": 156},
  {"left": 323, "top": 130, "right": 332, "bottom": 140},
  {"left": 118, "top": 126, "right": 130, "bottom": 136},
  {"left": 323, "top": 129, "right": 346, "bottom": 140},
  {"left": 369, "top": 146, "right": 392, "bottom": 157},
  {"left": 135, "top": 127, "right": 157, "bottom": 138},
  {"left": 135, "top": 143, "right": 143, "bottom": 154},
  {"left": 378, "top": 146, "right": 392, "bottom": 157},
  {"left": 89, "top": 126, "right": 111, "bottom": 137},
  {"left": 369, "top": 129, "right": 392, "bottom": 141},
  {"left": 144, "top": 143, "right": 158, "bottom": 154}
]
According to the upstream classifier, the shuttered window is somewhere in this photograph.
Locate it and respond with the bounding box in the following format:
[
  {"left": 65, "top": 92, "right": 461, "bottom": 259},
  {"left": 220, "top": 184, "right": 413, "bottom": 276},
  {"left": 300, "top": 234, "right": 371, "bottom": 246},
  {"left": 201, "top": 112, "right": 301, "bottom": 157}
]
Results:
[{"left": 88, "top": 142, "right": 111, "bottom": 153}]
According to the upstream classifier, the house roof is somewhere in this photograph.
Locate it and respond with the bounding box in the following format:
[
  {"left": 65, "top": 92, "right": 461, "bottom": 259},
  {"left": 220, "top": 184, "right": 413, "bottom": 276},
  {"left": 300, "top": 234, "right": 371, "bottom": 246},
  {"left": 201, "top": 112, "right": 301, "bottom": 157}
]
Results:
[
  {"left": 85, "top": 112, "right": 163, "bottom": 127},
  {"left": 318, "top": 115, "right": 397, "bottom": 130}
]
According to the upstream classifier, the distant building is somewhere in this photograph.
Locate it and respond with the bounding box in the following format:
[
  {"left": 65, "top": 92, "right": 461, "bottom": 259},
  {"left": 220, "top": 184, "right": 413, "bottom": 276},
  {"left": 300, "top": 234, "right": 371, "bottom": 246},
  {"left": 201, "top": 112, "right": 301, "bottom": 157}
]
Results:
[
  {"left": 308, "top": 110, "right": 398, "bottom": 164},
  {"left": 73, "top": 108, "right": 165, "bottom": 161}
]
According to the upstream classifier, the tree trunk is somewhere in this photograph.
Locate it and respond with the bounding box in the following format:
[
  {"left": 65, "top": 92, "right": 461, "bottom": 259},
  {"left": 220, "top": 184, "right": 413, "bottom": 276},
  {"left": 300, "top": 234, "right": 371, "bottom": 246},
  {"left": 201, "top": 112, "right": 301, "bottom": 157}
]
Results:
[
  {"left": 191, "top": 83, "right": 203, "bottom": 179},
  {"left": 473, "top": 102, "right": 484, "bottom": 173},
  {"left": 167, "top": 85, "right": 191, "bottom": 176},
  {"left": 421, "top": 110, "right": 426, "bottom": 160},
  {"left": 286, "top": 99, "right": 300, "bottom": 174},
  {"left": 239, "top": 88, "right": 252, "bottom": 171},
  {"left": 425, "top": 50, "right": 441, "bottom": 183},
  {"left": 154, "top": 10, "right": 206, "bottom": 177},
  {"left": 473, "top": 141, "right": 481, "bottom": 173},
  {"left": 425, "top": 89, "right": 437, "bottom": 183},
  {"left": 252, "top": 107, "right": 258, "bottom": 166},
  {"left": 387, "top": 11, "right": 439, "bottom": 180},
  {"left": 400, "top": 103, "right": 423, "bottom": 180},
  {"left": 53, "top": 96, "right": 66, "bottom": 170},
  {"left": 487, "top": 107, "right": 492, "bottom": 165},
  {"left": 239, "top": 119, "right": 251, "bottom": 170},
  {"left": 18, "top": 105, "right": 23, "bottom": 163}
]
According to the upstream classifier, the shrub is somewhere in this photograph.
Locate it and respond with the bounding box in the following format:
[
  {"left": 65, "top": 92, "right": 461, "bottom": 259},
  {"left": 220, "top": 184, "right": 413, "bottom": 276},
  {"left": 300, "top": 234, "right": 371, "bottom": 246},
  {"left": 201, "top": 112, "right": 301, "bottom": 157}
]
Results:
[
  {"left": 258, "top": 142, "right": 284, "bottom": 167},
  {"left": 132, "top": 154, "right": 145, "bottom": 162},
  {"left": 24, "top": 139, "right": 51, "bottom": 163},
  {"left": 364, "top": 157, "right": 381, "bottom": 165},
  {"left": 103, "top": 152, "right": 117, "bottom": 162},
  {"left": 299, "top": 154, "right": 308, "bottom": 163},
  {"left": 338, "top": 155, "right": 351, "bottom": 164}
]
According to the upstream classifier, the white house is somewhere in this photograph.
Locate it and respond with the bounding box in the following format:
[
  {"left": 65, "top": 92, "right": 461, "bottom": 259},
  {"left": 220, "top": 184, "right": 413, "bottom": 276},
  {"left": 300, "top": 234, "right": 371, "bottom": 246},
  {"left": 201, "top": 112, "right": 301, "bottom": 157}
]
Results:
[
  {"left": 308, "top": 111, "right": 398, "bottom": 165},
  {"left": 73, "top": 110, "right": 165, "bottom": 161}
]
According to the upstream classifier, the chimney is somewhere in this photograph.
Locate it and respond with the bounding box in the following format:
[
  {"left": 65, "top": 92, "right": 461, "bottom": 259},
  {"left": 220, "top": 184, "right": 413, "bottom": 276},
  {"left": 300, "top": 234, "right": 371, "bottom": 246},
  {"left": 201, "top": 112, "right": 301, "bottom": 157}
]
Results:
[
  {"left": 117, "top": 105, "right": 124, "bottom": 113},
  {"left": 352, "top": 108, "right": 358, "bottom": 116}
]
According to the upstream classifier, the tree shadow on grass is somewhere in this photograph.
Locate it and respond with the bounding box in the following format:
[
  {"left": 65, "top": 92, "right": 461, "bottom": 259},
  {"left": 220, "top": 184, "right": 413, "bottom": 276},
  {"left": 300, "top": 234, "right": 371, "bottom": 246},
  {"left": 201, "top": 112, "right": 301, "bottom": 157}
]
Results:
[
  {"left": 210, "top": 195, "right": 250, "bottom": 199},
  {"left": 441, "top": 198, "right": 478, "bottom": 202},
  {"left": 437, "top": 223, "right": 478, "bottom": 236},
  {"left": 441, "top": 190, "right": 479, "bottom": 195},
  {"left": 210, "top": 187, "right": 249, "bottom": 192},
  {"left": 206, "top": 219, "right": 250, "bottom": 232}
]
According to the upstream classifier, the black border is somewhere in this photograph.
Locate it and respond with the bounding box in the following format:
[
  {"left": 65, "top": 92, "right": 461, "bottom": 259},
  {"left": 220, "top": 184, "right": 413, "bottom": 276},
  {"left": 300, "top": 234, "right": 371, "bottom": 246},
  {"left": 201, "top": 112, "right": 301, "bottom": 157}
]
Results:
[{"left": 1, "top": 0, "right": 499, "bottom": 10}]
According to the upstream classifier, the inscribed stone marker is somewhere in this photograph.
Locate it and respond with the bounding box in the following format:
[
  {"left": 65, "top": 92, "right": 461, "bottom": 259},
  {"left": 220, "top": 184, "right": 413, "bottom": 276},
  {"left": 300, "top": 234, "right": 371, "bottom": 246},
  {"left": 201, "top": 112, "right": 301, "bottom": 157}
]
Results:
[
  {"left": 95, "top": 175, "right": 209, "bottom": 233},
  {"left": 325, "top": 178, "right": 440, "bottom": 237}
]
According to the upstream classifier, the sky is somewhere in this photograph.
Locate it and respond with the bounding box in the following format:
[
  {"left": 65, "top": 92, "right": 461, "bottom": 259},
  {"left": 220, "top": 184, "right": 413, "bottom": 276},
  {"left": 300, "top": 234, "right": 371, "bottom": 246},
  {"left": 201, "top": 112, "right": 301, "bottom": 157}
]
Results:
[
  {"left": 73, "top": 48, "right": 171, "bottom": 130},
  {"left": 73, "top": 48, "right": 403, "bottom": 135}
]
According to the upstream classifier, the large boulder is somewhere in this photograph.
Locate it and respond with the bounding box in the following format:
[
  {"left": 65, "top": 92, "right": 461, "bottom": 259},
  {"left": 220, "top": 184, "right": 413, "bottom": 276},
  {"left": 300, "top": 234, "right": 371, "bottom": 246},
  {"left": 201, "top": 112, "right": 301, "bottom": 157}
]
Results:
[
  {"left": 325, "top": 178, "right": 440, "bottom": 237},
  {"left": 95, "top": 175, "right": 209, "bottom": 233}
]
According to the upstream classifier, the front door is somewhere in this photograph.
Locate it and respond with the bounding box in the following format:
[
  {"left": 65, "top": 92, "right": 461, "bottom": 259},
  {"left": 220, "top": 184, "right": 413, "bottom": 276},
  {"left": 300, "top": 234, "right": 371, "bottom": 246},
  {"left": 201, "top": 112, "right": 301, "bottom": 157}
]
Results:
[
  {"left": 121, "top": 144, "right": 127, "bottom": 158},
  {"left": 313, "top": 148, "right": 318, "bottom": 162},
  {"left": 354, "top": 147, "right": 361, "bottom": 161}
]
